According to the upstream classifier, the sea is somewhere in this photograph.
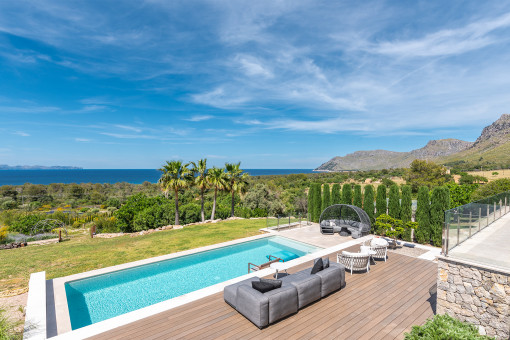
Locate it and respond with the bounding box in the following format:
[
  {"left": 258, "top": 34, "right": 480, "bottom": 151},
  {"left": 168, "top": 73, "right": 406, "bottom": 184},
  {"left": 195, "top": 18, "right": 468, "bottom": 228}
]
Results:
[{"left": 0, "top": 169, "right": 315, "bottom": 186}]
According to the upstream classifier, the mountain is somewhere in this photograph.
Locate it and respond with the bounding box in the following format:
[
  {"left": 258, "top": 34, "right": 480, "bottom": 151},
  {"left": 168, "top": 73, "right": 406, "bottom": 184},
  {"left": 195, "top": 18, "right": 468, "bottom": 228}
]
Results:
[
  {"left": 0, "top": 165, "right": 83, "bottom": 170},
  {"left": 315, "top": 114, "right": 510, "bottom": 171}
]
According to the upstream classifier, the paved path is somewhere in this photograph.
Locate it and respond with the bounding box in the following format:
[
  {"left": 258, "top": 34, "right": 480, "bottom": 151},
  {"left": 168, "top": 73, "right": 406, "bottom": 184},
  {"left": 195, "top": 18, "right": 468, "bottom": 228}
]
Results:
[{"left": 449, "top": 211, "right": 510, "bottom": 270}]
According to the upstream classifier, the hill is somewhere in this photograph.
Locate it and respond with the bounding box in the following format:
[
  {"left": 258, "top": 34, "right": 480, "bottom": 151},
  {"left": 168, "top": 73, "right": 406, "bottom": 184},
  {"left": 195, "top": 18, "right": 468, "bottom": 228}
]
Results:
[{"left": 315, "top": 114, "right": 510, "bottom": 171}]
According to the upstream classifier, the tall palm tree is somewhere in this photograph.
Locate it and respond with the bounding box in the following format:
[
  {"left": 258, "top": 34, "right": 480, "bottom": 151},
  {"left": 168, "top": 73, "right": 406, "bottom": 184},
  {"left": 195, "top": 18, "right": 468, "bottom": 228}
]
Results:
[
  {"left": 208, "top": 166, "right": 227, "bottom": 220},
  {"left": 225, "top": 162, "right": 249, "bottom": 217},
  {"left": 189, "top": 158, "right": 208, "bottom": 222},
  {"left": 158, "top": 160, "right": 191, "bottom": 225}
]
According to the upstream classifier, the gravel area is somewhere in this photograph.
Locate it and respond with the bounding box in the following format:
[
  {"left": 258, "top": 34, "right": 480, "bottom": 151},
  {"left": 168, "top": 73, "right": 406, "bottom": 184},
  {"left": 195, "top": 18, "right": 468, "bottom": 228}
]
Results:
[
  {"left": 0, "top": 292, "right": 27, "bottom": 333},
  {"left": 388, "top": 245, "right": 429, "bottom": 257}
]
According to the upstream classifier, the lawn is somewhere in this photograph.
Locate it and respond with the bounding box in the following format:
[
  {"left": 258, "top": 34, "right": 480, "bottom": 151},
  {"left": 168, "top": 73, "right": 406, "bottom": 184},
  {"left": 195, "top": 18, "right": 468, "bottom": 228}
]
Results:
[{"left": 0, "top": 219, "right": 266, "bottom": 293}]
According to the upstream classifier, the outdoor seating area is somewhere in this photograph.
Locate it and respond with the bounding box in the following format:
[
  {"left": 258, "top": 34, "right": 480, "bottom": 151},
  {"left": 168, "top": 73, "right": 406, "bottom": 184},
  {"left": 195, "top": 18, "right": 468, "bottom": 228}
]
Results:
[
  {"left": 224, "top": 258, "right": 346, "bottom": 328},
  {"left": 319, "top": 204, "right": 371, "bottom": 238}
]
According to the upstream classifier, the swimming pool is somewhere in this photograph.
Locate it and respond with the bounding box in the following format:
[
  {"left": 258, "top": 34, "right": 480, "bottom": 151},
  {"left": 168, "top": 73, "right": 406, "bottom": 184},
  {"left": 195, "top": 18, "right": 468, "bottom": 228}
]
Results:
[{"left": 65, "top": 236, "right": 320, "bottom": 329}]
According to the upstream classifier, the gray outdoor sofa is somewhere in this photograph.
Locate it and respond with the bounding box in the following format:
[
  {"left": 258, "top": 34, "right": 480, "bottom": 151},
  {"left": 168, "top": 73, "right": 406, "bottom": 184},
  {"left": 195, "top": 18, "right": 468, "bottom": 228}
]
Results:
[
  {"left": 319, "top": 204, "right": 372, "bottom": 239},
  {"left": 320, "top": 219, "right": 371, "bottom": 238},
  {"left": 224, "top": 259, "right": 346, "bottom": 328}
]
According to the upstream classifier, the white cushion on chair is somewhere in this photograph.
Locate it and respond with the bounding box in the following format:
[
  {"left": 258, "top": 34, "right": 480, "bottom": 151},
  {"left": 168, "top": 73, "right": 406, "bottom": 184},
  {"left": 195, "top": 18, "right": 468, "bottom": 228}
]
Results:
[{"left": 371, "top": 238, "right": 389, "bottom": 247}]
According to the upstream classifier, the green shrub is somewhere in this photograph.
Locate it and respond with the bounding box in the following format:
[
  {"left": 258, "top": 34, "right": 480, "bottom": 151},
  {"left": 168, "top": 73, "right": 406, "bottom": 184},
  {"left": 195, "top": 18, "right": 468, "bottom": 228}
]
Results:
[
  {"left": 180, "top": 203, "right": 201, "bottom": 224},
  {"left": 430, "top": 186, "right": 450, "bottom": 247},
  {"left": 376, "top": 185, "right": 387, "bottom": 218},
  {"left": 105, "top": 198, "right": 121, "bottom": 209},
  {"left": 353, "top": 185, "right": 362, "bottom": 208},
  {"left": 94, "top": 216, "right": 119, "bottom": 233},
  {"left": 415, "top": 186, "right": 431, "bottom": 244},
  {"left": 331, "top": 184, "right": 341, "bottom": 205},
  {"left": 0, "top": 307, "right": 21, "bottom": 340},
  {"left": 363, "top": 185, "right": 375, "bottom": 227},
  {"left": 400, "top": 185, "right": 412, "bottom": 223},
  {"left": 470, "top": 178, "right": 510, "bottom": 201},
  {"left": 321, "top": 184, "right": 331, "bottom": 212},
  {"left": 404, "top": 314, "right": 493, "bottom": 340},
  {"left": 9, "top": 213, "right": 46, "bottom": 234},
  {"left": 132, "top": 203, "right": 175, "bottom": 231},
  {"left": 312, "top": 183, "right": 322, "bottom": 222},
  {"left": 342, "top": 183, "right": 352, "bottom": 205},
  {"left": 115, "top": 194, "right": 168, "bottom": 232},
  {"left": 403, "top": 221, "right": 417, "bottom": 242},
  {"left": 388, "top": 184, "right": 400, "bottom": 219},
  {"left": 375, "top": 214, "right": 403, "bottom": 237},
  {"left": 447, "top": 183, "right": 478, "bottom": 208},
  {"left": 0, "top": 226, "right": 7, "bottom": 243}
]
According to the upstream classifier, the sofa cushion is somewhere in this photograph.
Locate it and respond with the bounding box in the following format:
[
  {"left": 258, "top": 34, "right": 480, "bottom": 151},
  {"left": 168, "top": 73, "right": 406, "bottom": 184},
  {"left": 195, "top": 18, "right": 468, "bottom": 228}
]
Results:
[
  {"left": 311, "top": 257, "right": 323, "bottom": 274},
  {"left": 281, "top": 272, "right": 321, "bottom": 308},
  {"left": 314, "top": 257, "right": 329, "bottom": 268},
  {"left": 252, "top": 281, "right": 278, "bottom": 293},
  {"left": 224, "top": 277, "right": 259, "bottom": 308},
  {"left": 259, "top": 278, "right": 282, "bottom": 289}
]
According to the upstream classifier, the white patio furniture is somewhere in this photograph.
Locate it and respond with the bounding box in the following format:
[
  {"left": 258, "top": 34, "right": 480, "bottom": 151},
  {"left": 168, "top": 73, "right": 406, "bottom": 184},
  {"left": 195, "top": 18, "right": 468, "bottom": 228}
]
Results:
[
  {"left": 370, "top": 238, "right": 388, "bottom": 262},
  {"left": 337, "top": 251, "right": 370, "bottom": 275},
  {"left": 270, "top": 261, "right": 291, "bottom": 279}
]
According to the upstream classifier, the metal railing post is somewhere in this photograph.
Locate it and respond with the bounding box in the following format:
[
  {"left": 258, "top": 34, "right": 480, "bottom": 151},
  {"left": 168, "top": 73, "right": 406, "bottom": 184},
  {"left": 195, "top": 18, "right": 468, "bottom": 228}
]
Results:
[
  {"left": 457, "top": 212, "right": 460, "bottom": 247},
  {"left": 469, "top": 212, "right": 472, "bottom": 238},
  {"left": 289, "top": 216, "right": 291, "bottom": 228},
  {"left": 277, "top": 216, "right": 280, "bottom": 231},
  {"left": 487, "top": 205, "right": 490, "bottom": 227},
  {"left": 494, "top": 202, "right": 496, "bottom": 222},
  {"left": 478, "top": 207, "right": 481, "bottom": 232},
  {"left": 499, "top": 200, "right": 502, "bottom": 218}
]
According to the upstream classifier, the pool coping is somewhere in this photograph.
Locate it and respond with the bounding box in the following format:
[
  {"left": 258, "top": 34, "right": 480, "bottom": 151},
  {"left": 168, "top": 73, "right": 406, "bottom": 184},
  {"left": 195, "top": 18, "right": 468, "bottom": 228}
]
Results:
[{"left": 49, "top": 233, "right": 371, "bottom": 339}]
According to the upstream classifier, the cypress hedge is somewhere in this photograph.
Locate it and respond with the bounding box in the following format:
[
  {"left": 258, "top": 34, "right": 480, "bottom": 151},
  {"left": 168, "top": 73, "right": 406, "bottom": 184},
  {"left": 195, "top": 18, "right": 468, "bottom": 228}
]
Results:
[
  {"left": 400, "top": 185, "right": 412, "bottom": 223},
  {"left": 388, "top": 184, "right": 401, "bottom": 219},
  {"left": 342, "top": 183, "right": 353, "bottom": 205},
  {"left": 331, "top": 184, "right": 341, "bottom": 205},
  {"left": 363, "top": 185, "right": 375, "bottom": 225},
  {"left": 322, "top": 183, "right": 331, "bottom": 212},
  {"left": 416, "top": 186, "right": 431, "bottom": 244},
  {"left": 313, "top": 183, "right": 322, "bottom": 222},
  {"left": 353, "top": 184, "right": 363, "bottom": 208},
  {"left": 430, "top": 186, "right": 450, "bottom": 247},
  {"left": 308, "top": 184, "right": 315, "bottom": 221},
  {"left": 376, "top": 185, "right": 387, "bottom": 218}
]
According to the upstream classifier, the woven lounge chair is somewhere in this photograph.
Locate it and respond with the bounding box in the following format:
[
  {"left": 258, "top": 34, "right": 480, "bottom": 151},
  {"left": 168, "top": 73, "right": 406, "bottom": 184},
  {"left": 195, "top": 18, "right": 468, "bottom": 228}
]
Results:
[
  {"left": 337, "top": 251, "right": 370, "bottom": 275},
  {"left": 370, "top": 238, "right": 388, "bottom": 262}
]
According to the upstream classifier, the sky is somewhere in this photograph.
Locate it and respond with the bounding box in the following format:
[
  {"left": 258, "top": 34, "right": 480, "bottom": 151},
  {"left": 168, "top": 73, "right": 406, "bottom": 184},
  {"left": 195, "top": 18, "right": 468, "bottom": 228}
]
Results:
[{"left": 1, "top": 1, "right": 510, "bottom": 169}]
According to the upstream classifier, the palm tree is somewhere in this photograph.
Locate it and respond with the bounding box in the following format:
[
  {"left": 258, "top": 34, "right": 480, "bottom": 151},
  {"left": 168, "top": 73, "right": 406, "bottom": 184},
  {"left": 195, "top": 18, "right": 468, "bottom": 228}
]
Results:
[
  {"left": 208, "top": 166, "right": 227, "bottom": 220},
  {"left": 225, "top": 162, "right": 249, "bottom": 217},
  {"left": 189, "top": 158, "right": 208, "bottom": 222},
  {"left": 158, "top": 160, "right": 191, "bottom": 225}
]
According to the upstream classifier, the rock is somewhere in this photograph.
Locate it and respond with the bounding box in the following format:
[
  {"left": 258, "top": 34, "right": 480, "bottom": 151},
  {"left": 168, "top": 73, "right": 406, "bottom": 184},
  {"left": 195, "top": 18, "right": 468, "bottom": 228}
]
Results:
[
  {"left": 490, "top": 283, "right": 506, "bottom": 299},
  {"left": 479, "top": 325, "right": 486, "bottom": 336},
  {"left": 439, "top": 268, "right": 448, "bottom": 282},
  {"left": 463, "top": 282, "right": 474, "bottom": 294}
]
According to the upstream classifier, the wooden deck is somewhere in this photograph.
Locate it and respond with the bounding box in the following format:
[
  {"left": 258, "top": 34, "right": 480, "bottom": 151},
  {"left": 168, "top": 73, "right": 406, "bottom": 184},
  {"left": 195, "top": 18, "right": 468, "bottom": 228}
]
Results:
[{"left": 88, "top": 247, "right": 437, "bottom": 340}]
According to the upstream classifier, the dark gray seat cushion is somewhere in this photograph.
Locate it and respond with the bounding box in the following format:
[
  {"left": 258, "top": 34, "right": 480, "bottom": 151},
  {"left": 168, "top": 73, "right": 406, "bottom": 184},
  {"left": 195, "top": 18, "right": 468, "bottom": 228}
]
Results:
[
  {"left": 223, "top": 277, "right": 259, "bottom": 308},
  {"left": 281, "top": 272, "right": 321, "bottom": 308},
  {"left": 299, "top": 262, "right": 346, "bottom": 297}
]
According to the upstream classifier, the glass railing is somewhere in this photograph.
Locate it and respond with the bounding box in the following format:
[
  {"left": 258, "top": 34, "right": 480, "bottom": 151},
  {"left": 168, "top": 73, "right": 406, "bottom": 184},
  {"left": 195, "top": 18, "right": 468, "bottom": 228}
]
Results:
[{"left": 442, "top": 190, "right": 510, "bottom": 255}]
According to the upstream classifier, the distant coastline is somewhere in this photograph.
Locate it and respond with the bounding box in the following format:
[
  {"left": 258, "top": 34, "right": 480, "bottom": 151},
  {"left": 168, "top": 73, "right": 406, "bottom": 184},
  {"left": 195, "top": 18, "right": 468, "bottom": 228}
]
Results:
[{"left": 0, "top": 165, "right": 82, "bottom": 170}]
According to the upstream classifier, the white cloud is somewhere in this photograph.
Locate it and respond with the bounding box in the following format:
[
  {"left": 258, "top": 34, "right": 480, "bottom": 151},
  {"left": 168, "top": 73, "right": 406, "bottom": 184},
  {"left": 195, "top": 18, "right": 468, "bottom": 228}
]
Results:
[
  {"left": 114, "top": 124, "right": 143, "bottom": 133},
  {"left": 235, "top": 55, "right": 273, "bottom": 78},
  {"left": 75, "top": 138, "right": 91, "bottom": 142},
  {"left": 13, "top": 131, "right": 30, "bottom": 137},
  {"left": 184, "top": 115, "right": 214, "bottom": 122}
]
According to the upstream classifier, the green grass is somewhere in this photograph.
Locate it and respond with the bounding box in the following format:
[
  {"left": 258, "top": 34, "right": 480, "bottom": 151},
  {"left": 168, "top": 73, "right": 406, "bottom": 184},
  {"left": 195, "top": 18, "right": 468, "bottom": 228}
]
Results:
[
  {"left": 404, "top": 314, "right": 494, "bottom": 340},
  {"left": 0, "top": 308, "right": 21, "bottom": 340},
  {"left": 0, "top": 219, "right": 266, "bottom": 293}
]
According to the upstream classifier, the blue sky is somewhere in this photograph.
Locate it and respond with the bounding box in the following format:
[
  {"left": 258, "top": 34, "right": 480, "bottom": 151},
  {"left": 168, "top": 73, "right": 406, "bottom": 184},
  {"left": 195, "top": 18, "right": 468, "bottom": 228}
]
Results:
[{"left": 1, "top": 1, "right": 510, "bottom": 169}]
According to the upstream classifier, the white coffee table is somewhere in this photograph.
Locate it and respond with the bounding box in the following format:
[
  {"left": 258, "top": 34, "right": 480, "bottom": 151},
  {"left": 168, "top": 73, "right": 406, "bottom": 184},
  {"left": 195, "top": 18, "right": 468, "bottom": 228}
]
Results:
[{"left": 270, "top": 262, "right": 290, "bottom": 279}]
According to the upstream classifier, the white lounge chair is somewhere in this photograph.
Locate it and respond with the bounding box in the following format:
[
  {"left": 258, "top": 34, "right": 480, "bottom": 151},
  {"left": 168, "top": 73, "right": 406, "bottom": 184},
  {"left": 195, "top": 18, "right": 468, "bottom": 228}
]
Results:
[
  {"left": 337, "top": 251, "right": 370, "bottom": 275},
  {"left": 370, "top": 238, "right": 388, "bottom": 262}
]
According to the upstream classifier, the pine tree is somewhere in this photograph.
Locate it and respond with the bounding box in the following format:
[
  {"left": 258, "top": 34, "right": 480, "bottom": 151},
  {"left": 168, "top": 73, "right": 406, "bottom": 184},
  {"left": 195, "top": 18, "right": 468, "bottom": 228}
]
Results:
[
  {"left": 331, "top": 183, "right": 341, "bottom": 205},
  {"left": 375, "top": 185, "right": 387, "bottom": 218},
  {"left": 342, "top": 183, "right": 353, "bottom": 205},
  {"left": 416, "top": 186, "right": 431, "bottom": 244},
  {"left": 353, "top": 184, "right": 363, "bottom": 208},
  {"left": 322, "top": 183, "right": 331, "bottom": 212},
  {"left": 430, "top": 186, "right": 450, "bottom": 247},
  {"left": 363, "top": 185, "right": 375, "bottom": 225},
  {"left": 313, "top": 183, "right": 322, "bottom": 222},
  {"left": 388, "top": 184, "right": 401, "bottom": 219},
  {"left": 400, "top": 185, "right": 412, "bottom": 223}
]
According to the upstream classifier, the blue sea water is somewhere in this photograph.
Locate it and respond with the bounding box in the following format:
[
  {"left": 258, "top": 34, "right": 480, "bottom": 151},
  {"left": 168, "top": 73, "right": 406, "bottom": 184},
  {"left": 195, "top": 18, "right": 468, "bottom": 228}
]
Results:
[
  {"left": 65, "top": 236, "right": 320, "bottom": 329},
  {"left": 0, "top": 169, "right": 315, "bottom": 186}
]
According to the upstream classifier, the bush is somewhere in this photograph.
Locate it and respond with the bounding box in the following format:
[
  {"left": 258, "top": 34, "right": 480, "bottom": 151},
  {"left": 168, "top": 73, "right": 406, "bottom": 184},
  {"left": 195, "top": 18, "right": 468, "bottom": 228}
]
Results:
[
  {"left": 105, "top": 198, "right": 121, "bottom": 209},
  {"left": 388, "top": 185, "right": 400, "bottom": 219},
  {"left": 430, "top": 186, "right": 450, "bottom": 247},
  {"left": 0, "top": 226, "right": 7, "bottom": 243},
  {"left": 9, "top": 213, "right": 46, "bottom": 234},
  {"left": 363, "top": 185, "right": 375, "bottom": 227},
  {"left": 404, "top": 314, "right": 493, "bottom": 340},
  {"left": 331, "top": 184, "right": 341, "bottom": 205},
  {"left": 470, "top": 178, "right": 510, "bottom": 201},
  {"left": 321, "top": 184, "right": 331, "bottom": 212},
  {"left": 132, "top": 203, "right": 175, "bottom": 231},
  {"left": 376, "top": 185, "right": 387, "bottom": 218},
  {"left": 415, "top": 186, "right": 431, "bottom": 244},
  {"left": 353, "top": 185, "right": 362, "bottom": 208},
  {"left": 342, "top": 183, "right": 352, "bottom": 205},
  {"left": 0, "top": 307, "right": 21, "bottom": 340},
  {"left": 447, "top": 183, "right": 478, "bottom": 208},
  {"left": 375, "top": 214, "right": 403, "bottom": 238},
  {"left": 94, "top": 216, "right": 119, "bottom": 233},
  {"left": 180, "top": 203, "right": 202, "bottom": 224},
  {"left": 403, "top": 221, "right": 418, "bottom": 242},
  {"left": 115, "top": 194, "right": 168, "bottom": 232},
  {"left": 400, "top": 185, "right": 412, "bottom": 223}
]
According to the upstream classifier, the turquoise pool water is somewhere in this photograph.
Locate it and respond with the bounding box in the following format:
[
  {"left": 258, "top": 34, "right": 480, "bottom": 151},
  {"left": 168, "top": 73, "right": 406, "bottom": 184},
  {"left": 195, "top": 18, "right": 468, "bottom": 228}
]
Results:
[{"left": 65, "top": 236, "right": 320, "bottom": 329}]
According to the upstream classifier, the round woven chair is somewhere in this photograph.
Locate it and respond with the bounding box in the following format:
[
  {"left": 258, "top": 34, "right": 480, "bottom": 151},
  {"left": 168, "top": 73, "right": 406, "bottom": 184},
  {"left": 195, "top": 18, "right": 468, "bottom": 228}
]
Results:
[
  {"left": 319, "top": 204, "right": 371, "bottom": 239},
  {"left": 337, "top": 251, "right": 370, "bottom": 275}
]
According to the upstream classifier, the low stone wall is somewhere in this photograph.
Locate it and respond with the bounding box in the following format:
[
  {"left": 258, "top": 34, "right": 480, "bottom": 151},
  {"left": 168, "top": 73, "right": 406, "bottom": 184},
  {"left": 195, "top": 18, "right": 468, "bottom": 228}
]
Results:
[{"left": 437, "top": 256, "right": 510, "bottom": 338}]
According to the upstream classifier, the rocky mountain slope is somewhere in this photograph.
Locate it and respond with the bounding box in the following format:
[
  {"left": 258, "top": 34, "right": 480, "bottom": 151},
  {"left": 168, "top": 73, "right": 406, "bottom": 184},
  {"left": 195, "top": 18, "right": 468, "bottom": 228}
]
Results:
[{"left": 315, "top": 114, "right": 510, "bottom": 171}]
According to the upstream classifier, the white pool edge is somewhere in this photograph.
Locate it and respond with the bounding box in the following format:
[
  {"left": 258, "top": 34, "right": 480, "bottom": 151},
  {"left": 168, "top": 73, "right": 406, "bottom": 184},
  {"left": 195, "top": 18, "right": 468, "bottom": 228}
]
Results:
[
  {"left": 24, "top": 271, "right": 47, "bottom": 340},
  {"left": 49, "top": 234, "right": 371, "bottom": 339}
]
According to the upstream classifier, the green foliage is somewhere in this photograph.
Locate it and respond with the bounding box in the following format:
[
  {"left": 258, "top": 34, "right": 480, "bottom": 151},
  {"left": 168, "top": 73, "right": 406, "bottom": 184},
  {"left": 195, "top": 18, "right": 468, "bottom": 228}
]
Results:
[
  {"left": 105, "top": 198, "right": 121, "bottom": 209},
  {"left": 471, "top": 178, "right": 510, "bottom": 201},
  {"left": 405, "top": 159, "right": 451, "bottom": 192},
  {"left": 114, "top": 194, "right": 167, "bottom": 232},
  {"left": 132, "top": 203, "right": 175, "bottom": 231},
  {"left": 362, "top": 185, "right": 375, "bottom": 227},
  {"left": 9, "top": 213, "right": 46, "bottom": 234},
  {"left": 459, "top": 172, "right": 488, "bottom": 185},
  {"left": 225, "top": 162, "right": 249, "bottom": 217},
  {"left": 388, "top": 185, "right": 400, "bottom": 219},
  {"left": 0, "top": 307, "right": 21, "bottom": 340},
  {"left": 94, "top": 216, "right": 119, "bottom": 233},
  {"left": 331, "top": 184, "right": 341, "bottom": 205},
  {"left": 0, "top": 226, "right": 7, "bottom": 243},
  {"left": 374, "top": 214, "right": 403, "bottom": 238},
  {"left": 313, "top": 183, "right": 322, "bottom": 222},
  {"left": 307, "top": 185, "right": 315, "bottom": 221},
  {"left": 242, "top": 183, "right": 284, "bottom": 216},
  {"left": 400, "top": 185, "right": 412, "bottom": 223},
  {"left": 446, "top": 183, "right": 479, "bottom": 208},
  {"left": 492, "top": 171, "right": 499, "bottom": 176},
  {"left": 342, "top": 183, "right": 352, "bottom": 205},
  {"left": 430, "top": 186, "right": 450, "bottom": 247},
  {"left": 353, "top": 185, "right": 362, "bottom": 208},
  {"left": 381, "top": 178, "right": 396, "bottom": 187},
  {"left": 375, "top": 185, "right": 387, "bottom": 218},
  {"left": 321, "top": 184, "right": 331, "bottom": 211},
  {"left": 415, "top": 186, "right": 431, "bottom": 244},
  {"left": 405, "top": 314, "right": 494, "bottom": 340},
  {"left": 403, "top": 221, "right": 418, "bottom": 242}
]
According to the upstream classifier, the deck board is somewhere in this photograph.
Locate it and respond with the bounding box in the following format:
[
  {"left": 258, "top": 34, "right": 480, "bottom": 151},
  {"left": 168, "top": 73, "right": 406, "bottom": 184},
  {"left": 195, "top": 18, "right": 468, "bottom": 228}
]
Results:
[{"left": 87, "top": 246, "right": 437, "bottom": 340}]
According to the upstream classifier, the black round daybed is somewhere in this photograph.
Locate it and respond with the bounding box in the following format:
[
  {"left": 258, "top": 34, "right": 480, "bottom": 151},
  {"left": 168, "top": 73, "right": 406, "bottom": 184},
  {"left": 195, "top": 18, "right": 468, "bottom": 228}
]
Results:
[{"left": 319, "top": 204, "right": 371, "bottom": 239}]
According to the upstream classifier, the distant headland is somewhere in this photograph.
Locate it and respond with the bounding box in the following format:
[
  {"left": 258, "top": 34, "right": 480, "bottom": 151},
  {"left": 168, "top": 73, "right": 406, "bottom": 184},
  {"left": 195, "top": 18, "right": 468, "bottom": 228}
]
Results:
[{"left": 0, "top": 165, "right": 82, "bottom": 170}]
